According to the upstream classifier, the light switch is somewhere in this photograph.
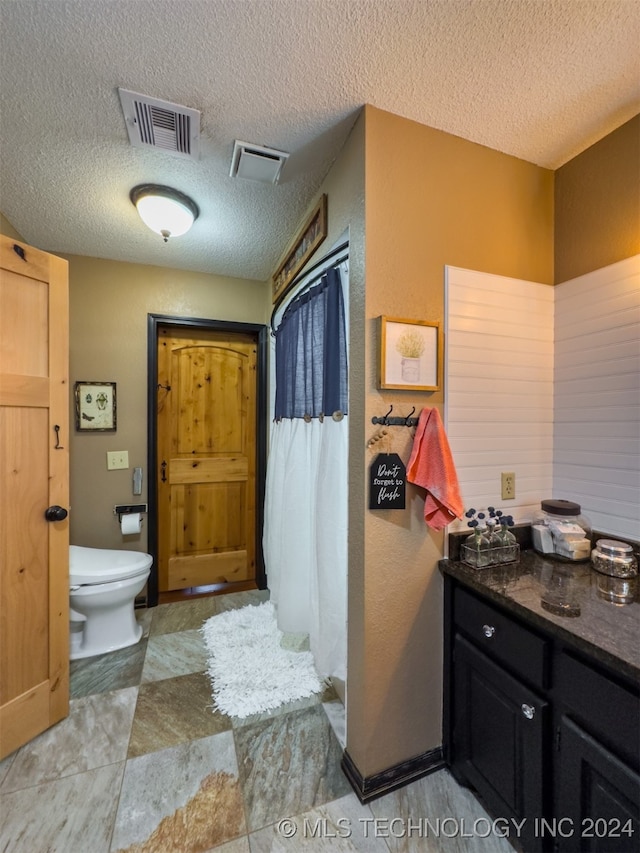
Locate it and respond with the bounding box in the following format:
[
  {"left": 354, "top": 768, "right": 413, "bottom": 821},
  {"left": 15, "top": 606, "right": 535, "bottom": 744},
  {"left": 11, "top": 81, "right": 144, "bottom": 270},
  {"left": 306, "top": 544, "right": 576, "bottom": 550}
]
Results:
[{"left": 107, "top": 451, "right": 129, "bottom": 470}]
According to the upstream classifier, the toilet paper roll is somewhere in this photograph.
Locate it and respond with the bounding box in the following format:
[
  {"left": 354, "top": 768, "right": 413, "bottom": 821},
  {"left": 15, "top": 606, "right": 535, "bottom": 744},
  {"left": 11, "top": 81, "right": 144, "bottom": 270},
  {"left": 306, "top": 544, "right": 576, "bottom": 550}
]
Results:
[{"left": 121, "top": 512, "right": 142, "bottom": 535}]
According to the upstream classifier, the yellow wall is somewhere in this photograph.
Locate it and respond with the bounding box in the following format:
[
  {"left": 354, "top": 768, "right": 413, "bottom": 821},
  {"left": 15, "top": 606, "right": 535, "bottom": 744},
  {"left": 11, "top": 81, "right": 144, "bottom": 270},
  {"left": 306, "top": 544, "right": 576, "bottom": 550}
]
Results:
[
  {"left": 347, "top": 106, "right": 554, "bottom": 777},
  {"left": 63, "top": 254, "right": 269, "bottom": 551},
  {"left": 555, "top": 114, "right": 640, "bottom": 283}
]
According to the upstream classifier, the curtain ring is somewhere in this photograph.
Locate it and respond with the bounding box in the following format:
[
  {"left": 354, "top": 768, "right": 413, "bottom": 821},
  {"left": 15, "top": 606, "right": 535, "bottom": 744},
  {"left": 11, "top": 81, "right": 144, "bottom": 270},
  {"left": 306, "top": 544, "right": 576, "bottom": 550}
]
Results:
[
  {"left": 332, "top": 410, "right": 344, "bottom": 422},
  {"left": 303, "top": 413, "right": 312, "bottom": 423}
]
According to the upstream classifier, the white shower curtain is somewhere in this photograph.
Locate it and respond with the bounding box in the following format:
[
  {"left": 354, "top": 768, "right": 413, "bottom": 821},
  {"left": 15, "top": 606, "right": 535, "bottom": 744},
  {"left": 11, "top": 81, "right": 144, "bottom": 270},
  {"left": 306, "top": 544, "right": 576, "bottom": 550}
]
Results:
[
  {"left": 263, "top": 256, "right": 348, "bottom": 683},
  {"left": 264, "top": 416, "right": 347, "bottom": 681}
]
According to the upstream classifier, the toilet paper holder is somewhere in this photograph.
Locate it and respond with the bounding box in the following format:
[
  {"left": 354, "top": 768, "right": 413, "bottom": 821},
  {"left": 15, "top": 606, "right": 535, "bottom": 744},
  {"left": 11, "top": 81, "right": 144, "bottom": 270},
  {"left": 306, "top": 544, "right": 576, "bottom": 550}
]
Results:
[{"left": 114, "top": 503, "right": 148, "bottom": 522}]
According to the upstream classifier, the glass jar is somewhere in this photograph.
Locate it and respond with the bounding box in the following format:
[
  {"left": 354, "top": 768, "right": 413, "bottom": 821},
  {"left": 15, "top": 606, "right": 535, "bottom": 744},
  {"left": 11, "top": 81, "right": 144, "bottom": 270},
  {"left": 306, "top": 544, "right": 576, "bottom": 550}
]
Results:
[
  {"left": 591, "top": 539, "right": 638, "bottom": 578},
  {"left": 485, "top": 519, "right": 502, "bottom": 563},
  {"left": 532, "top": 499, "right": 591, "bottom": 562},
  {"left": 497, "top": 520, "right": 518, "bottom": 564},
  {"left": 461, "top": 527, "right": 492, "bottom": 569}
]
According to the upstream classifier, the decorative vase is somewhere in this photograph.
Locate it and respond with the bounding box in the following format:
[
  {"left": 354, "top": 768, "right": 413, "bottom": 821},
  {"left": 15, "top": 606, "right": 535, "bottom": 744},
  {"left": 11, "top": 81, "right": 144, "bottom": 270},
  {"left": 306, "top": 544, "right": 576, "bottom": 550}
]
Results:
[
  {"left": 462, "top": 528, "right": 491, "bottom": 568},
  {"left": 401, "top": 357, "right": 420, "bottom": 382}
]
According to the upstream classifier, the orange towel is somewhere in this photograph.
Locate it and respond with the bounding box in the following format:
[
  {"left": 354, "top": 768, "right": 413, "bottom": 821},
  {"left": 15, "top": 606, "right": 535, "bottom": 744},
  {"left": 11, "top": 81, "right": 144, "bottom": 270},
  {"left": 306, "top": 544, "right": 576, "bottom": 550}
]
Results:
[{"left": 406, "top": 407, "right": 464, "bottom": 530}]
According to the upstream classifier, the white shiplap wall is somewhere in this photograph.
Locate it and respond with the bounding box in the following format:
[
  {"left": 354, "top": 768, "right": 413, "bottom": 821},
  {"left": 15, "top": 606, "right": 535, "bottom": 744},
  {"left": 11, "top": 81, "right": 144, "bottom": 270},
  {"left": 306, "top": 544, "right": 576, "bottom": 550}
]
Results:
[
  {"left": 553, "top": 255, "right": 640, "bottom": 538},
  {"left": 445, "top": 267, "right": 554, "bottom": 531}
]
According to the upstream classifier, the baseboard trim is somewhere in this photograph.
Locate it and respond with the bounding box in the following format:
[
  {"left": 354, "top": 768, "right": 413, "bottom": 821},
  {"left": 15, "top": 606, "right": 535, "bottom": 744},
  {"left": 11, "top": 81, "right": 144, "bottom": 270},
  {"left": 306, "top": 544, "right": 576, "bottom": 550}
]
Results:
[{"left": 341, "top": 746, "right": 445, "bottom": 803}]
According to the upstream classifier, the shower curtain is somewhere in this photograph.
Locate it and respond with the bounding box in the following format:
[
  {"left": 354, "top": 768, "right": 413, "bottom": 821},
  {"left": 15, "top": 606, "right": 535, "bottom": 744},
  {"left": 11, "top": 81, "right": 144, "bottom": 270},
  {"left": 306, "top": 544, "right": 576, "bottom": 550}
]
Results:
[{"left": 263, "top": 260, "right": 348, "bottom": 683}]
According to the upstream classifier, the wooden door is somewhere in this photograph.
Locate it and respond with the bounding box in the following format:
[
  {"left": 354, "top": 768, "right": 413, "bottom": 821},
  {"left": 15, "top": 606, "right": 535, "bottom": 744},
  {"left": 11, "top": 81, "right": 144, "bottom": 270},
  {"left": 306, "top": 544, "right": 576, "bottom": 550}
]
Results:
[
  {"left": 157, "top": 327, "right": 258, "bottom": 592},
  {"left": 0, "top": 235, "right": 69, "bottom": 760}
]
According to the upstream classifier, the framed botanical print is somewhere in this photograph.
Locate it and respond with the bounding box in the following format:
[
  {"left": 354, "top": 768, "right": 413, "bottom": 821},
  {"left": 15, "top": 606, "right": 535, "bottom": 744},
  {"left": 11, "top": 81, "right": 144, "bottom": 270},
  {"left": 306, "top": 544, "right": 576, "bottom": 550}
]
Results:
[
  {"left": 74, "top": 381, "right": 117, "bottom": 431},
  {"left": 378, "top": 317, "right": 441, "bottom": 391}
]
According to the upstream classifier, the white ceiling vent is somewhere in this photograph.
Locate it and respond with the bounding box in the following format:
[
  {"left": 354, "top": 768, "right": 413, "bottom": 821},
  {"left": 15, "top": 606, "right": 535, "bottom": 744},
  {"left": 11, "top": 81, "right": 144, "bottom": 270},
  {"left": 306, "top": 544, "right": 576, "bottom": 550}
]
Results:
[
  {"left": 118, "top": 88, "right": 200, "bottom": 160},
  {"left": 230, "top": 140, "right": 289, "bottom": 184}
]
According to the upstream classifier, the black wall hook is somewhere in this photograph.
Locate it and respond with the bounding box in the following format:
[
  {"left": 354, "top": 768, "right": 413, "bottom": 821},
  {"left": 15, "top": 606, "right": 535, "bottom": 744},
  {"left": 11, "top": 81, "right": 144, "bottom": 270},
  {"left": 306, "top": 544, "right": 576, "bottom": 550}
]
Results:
[{"left": 371, "top": 405, "right": 419, "bottom": 427}]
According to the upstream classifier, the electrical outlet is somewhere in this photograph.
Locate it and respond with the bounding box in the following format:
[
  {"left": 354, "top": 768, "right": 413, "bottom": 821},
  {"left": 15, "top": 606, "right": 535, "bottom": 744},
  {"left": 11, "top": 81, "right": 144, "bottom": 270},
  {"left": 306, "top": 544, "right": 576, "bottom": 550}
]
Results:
[
  {"left": 501, "top": 471, "right": 515, "bottom": 500},
  {"left": 107, "top": 451, "right": 129, "bottom": 470}
]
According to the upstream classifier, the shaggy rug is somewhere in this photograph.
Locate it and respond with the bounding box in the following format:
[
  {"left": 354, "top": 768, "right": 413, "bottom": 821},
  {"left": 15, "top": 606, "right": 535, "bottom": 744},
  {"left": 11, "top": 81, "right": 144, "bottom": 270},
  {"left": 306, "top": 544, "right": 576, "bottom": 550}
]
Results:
[{"left": 201, "top": 601, "right": 323, "bottom": 718}]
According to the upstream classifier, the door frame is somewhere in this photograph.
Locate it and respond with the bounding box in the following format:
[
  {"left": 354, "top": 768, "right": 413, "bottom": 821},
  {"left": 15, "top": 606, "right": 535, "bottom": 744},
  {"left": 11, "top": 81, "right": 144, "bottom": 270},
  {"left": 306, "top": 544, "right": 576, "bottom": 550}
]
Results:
[{"left": 147, "top": 313, "right": 269, "bottom": 607}]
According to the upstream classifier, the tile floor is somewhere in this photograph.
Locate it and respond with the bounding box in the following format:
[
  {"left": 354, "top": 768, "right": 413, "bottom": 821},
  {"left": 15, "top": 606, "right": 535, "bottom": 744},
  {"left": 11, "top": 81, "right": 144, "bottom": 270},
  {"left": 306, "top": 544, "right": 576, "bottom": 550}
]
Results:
[{"left": 0, "top": 591, "right": 513, "bottom": 853}]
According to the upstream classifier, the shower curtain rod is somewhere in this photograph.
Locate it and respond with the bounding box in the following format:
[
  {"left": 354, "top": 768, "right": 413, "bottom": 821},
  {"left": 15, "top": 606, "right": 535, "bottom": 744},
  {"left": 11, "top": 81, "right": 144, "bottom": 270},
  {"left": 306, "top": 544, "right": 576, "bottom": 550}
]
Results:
[{"left": 270, "top": 239, "right": 349, "bottom": 331}]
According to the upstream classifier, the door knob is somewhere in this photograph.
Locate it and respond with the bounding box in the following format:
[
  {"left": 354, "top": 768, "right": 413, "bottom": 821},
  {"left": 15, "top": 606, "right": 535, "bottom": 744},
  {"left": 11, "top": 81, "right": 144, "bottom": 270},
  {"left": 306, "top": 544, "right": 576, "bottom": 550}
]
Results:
[{"left": 44, "top": 505, "right": 68, "bottom": 522}]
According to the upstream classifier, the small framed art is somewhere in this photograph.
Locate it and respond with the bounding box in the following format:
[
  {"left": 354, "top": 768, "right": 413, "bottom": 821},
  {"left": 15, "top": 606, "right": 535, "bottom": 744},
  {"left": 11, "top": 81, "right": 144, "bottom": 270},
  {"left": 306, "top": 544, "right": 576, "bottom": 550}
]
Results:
[
  {"left": 74, "top": 381, "right": 117, "bottom": 431},
  {"left": 378, "top": 317, "right": 442, "bottom": 391}
]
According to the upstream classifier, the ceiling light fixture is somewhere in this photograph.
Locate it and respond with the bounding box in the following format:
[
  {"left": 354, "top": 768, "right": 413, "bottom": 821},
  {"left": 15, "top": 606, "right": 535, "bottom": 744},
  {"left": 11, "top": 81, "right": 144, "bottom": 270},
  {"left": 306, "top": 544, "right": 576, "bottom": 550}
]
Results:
[{"left": 130, "top": 184, "right": 199, "bottom": 242}]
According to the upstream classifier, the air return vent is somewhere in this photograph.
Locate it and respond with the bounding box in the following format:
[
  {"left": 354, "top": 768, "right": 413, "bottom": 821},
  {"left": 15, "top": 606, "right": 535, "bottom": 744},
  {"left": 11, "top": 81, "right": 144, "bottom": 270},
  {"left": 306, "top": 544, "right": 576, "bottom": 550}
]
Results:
[
  {"left": 118, "top": 88, "right": 200, "bottom": 160},
  {"left": 230, "top": 140, "right": 289, "bottom": 184}
]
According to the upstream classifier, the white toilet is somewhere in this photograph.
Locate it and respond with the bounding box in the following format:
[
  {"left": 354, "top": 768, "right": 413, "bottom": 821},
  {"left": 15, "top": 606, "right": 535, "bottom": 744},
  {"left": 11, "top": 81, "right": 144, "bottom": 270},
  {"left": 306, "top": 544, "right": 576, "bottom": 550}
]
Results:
[{"left": 69, "top": 545, "right": 152, "bottom": 660}]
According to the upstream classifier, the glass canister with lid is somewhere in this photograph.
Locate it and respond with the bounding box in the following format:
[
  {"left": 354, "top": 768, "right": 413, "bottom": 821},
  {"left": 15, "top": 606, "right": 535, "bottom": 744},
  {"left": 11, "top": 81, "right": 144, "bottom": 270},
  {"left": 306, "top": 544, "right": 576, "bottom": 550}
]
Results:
[
  {"left": 591, "top": 539, "right": 638, "bottom": 578},
  {"left": 532, "top": 499, "right": 592, "bottom": 562}
]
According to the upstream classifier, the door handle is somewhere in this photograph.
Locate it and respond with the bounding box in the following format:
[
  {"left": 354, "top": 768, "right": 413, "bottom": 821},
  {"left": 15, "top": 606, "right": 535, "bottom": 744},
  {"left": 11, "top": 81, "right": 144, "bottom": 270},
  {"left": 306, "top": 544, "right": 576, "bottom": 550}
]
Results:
[
  {"left": 161, "top": 460, "right": 167, "bottom": 482},
  {"left": 45, "top": 505, "right": 68, "bottom": 522}
]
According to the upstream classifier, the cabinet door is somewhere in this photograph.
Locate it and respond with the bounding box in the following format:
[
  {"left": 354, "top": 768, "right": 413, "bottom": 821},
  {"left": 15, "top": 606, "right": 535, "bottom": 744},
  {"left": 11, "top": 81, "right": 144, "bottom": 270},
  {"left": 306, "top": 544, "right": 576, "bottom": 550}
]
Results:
[
  {"left": 556, "top": 716, "right": 640, "bottom": 853},
  {"left": 453, "top": 635, "right": 548, "bottom": 852}
]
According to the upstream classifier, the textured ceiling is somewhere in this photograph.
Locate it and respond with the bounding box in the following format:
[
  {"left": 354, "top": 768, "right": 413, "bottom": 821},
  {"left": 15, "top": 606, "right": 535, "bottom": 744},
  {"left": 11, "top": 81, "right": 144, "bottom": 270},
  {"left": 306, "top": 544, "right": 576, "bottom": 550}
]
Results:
[{"left": 1, "top": 0, "right": 639, "bottom": 281}]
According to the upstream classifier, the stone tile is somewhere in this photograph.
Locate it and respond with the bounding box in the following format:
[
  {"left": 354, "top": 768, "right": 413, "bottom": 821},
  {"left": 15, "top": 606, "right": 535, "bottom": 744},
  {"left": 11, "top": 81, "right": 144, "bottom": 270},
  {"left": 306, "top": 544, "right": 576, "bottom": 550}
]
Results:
[
  {"left": 141, "top": 629, "right": 208, "bottom": 683},
  {"left": 128, "top": 671, "right": 232, "bottom": 758},
  {"left": 0, "top": 762, "right": 123, "bottom": 853},
  {"left": 234, "top": 704, "right": 351, "bottom": 833},
  {"left": 204, "top": 838, "right": 250, "bottom": 853},
  {"left": 0, "top": 750, "right": 16, "bottom": 786},
  {"left": 149, "top": 597, "right": 219, "bottom": 637},
  {"left": 279, "top": 631, "right": 310, "bottom": 652},
  {"left": 368, "top": 769, "right": 515, "bottom": 852},
  {"left": 213, "top": 589, "right": 270, "bottom": 614},
  {"left": 1, "top": 687, "right": 137, "bottom": 793},
  {"left": 323, "top": 699, "right": 346, "bottom": 749},
  {"left": 110, "top": 731, "right": 245, "bottom": 852},
  {"left": 248, "top": 792, "right": 388, "bottom": 852},
  {"left": 70, "top": 638, "right": 148, "bottom": 699}
]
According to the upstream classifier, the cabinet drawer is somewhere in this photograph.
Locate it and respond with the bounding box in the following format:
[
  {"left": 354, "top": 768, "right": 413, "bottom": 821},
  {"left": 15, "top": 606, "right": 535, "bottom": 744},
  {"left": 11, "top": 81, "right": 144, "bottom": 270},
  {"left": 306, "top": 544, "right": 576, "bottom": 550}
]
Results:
[{"left": 454, "top": 586, "right": 549, "bottom": 689}]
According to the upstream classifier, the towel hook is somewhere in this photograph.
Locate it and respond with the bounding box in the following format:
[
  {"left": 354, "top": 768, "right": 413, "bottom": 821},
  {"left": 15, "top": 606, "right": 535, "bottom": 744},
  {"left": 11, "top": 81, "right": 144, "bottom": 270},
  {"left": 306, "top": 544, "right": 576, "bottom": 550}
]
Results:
[
  {"left": 405, "top": 406, "right": 416, "bottom": 425},
  {"left": 383, "top": 404, "right": 393, "bottom": 423}
]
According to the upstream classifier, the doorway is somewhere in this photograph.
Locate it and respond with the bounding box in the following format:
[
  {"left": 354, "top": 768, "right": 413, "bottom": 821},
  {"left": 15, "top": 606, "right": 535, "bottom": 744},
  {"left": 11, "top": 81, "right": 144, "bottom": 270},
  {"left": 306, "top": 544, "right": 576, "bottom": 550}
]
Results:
[{"left": 147, "top": 314, "right": 268, "bottom": 607}]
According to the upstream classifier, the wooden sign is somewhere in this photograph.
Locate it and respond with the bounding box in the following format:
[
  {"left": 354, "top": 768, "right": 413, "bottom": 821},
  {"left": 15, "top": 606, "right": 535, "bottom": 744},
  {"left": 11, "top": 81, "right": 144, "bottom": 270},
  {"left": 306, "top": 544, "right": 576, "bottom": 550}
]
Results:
[
  {"left": 271, "top": 194, "right": 327, "bottom": 306},
  {"left": 369, "top": 453, "right": 406, "bottom": 510}
]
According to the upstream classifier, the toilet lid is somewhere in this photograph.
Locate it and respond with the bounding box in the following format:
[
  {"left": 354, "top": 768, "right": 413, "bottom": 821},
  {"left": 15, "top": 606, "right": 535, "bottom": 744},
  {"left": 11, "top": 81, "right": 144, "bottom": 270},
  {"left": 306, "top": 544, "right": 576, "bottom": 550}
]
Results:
[{"left": 69, "top": 545, "right": 152, "bottom": 585}]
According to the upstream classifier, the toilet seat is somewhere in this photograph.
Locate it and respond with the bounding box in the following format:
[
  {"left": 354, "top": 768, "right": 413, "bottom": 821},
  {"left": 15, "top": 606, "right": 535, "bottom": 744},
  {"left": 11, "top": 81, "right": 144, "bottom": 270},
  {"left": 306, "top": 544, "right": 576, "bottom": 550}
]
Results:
[{"left": 69, "top": 545, "right": 152, "bottom": 586}]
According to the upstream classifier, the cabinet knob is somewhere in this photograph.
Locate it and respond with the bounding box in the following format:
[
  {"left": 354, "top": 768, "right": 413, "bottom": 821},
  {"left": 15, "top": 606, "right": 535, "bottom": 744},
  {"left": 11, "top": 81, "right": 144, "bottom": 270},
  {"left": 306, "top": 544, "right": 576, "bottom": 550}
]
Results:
[
  {"left": 521, "top": 703, "right": 536, "bottom": 720},
  {"left": 482, "top": 624, "right": 496, "bottom": 638}
]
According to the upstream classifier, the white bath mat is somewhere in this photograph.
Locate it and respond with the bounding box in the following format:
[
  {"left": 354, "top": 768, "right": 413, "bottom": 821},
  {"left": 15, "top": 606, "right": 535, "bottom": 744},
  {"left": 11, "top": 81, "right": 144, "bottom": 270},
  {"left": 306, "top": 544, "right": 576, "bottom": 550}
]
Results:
[{"left": 201, "top": 601, "right": 323, "bottom": 718}]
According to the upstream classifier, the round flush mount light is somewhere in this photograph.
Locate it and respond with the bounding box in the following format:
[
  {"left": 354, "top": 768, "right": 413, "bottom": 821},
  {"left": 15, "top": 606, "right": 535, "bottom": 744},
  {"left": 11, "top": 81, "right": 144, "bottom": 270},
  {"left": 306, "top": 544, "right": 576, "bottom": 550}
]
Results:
[{"left": 130, "top": 184, "right": 199, "bottom": 242}]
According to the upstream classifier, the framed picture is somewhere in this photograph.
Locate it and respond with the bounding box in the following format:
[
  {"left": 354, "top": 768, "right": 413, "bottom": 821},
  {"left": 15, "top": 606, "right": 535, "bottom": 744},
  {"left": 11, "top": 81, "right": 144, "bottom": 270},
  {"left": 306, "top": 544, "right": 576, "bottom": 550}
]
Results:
[
  {"left": 378, "top": 317, "right": 442, "bottom": 391},
  {"left": 74, "top": 381, "right": 117, "bottom": 431},
  {"left": 272, "top": 194, "right": 327, "bottom": 306}
]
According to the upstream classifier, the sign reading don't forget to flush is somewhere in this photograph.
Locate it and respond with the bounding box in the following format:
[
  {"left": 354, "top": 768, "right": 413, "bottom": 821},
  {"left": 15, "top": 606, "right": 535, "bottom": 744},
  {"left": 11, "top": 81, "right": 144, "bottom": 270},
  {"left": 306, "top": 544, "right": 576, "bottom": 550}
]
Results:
[{"left": 369, "top": 453, "right": 406, "bottom": 510}]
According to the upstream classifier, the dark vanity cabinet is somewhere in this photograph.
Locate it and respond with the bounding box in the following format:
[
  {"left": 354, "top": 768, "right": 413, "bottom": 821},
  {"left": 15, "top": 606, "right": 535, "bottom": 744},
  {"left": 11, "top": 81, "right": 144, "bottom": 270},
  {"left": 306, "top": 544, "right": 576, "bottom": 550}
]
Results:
[{"left": 442, "top": 563, "right": 640, "bottom": 853}]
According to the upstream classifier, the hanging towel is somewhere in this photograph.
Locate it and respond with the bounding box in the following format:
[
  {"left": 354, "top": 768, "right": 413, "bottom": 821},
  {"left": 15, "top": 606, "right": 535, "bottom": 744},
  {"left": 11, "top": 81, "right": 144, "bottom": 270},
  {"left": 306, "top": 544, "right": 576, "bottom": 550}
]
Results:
[{"left": 406, "top": 407, "right": 464, "bottom": 530}]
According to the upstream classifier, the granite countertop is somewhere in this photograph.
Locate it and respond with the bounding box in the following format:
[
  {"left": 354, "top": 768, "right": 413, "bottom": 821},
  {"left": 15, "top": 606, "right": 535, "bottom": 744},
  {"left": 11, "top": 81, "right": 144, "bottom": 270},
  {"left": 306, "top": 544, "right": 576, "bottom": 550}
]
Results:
[{"left": 440, "top": 549, "right": 640, "bottom": 684}]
